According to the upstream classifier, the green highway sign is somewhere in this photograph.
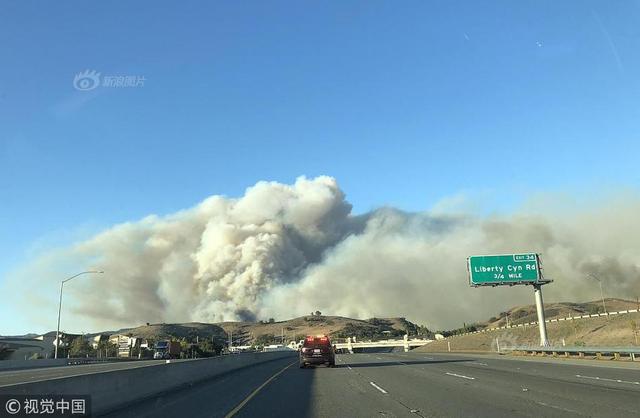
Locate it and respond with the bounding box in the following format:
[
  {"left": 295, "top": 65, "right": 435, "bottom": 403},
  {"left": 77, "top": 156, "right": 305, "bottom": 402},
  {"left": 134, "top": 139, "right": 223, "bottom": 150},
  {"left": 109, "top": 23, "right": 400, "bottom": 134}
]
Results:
[{"left": 468, "top": 253, "right": 543, "bottom": 286}]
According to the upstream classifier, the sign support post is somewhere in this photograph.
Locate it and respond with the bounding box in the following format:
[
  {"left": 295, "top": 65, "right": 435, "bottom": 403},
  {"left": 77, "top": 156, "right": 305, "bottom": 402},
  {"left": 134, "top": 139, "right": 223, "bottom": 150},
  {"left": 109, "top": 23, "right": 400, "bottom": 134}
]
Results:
[
  {"left": 468, "top": 253, "right": 553, "bottom": 347},
  {"left": 533, "top": 284, "right": 549, "bottom": 347}
]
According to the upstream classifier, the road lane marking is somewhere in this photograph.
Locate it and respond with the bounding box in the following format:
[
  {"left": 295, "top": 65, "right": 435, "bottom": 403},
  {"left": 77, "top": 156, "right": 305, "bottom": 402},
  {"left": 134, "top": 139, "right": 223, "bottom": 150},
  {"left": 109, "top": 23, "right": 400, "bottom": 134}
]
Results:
[
  {"left": 370, "top": 381, "right": 388, "bottom": 394},
  {"left": 469, "top": 362, "right": 488, "bottom": 366},
  {"left": 423, "top": 357, "right": 433, "bottom": 360},
  {"left": 376, "top": 357, "right": 383, "bottom": 360},
  {"left": 535, "top": 401, "right": 580, "bottom": 414},
  {"left": 575, "top": 374, "right": 640, "bottom": 385},
  {"left": 445, "top": 372, "right": 475, "bottom": 380},
  {"left": 224, "top": 360, "right": 296, "bottom": 418}
]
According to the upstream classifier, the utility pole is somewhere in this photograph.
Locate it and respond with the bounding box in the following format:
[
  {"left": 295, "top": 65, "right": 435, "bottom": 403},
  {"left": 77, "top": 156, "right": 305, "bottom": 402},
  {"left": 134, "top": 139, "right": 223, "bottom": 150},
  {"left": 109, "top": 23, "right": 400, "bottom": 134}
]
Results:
[
  {"left": 599, "top": 281, "right": 607, "bottom": 314},
  {"left": 586, "top": 273, "right": 607, "bottom": 315}
]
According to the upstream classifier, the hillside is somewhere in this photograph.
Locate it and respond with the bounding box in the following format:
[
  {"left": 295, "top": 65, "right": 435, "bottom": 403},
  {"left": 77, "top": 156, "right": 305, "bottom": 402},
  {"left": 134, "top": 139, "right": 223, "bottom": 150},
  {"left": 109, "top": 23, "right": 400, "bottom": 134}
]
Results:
[
  {"left": 480, "top": 298, "right": 639, "bottom": 329},
  {"left": 419, "top": 298, "right": 640, "bottom": 353},
  {"left": 215, "top": 316, "right": 425, "bottom": 345},
  {"left": 106, "top": 323, "right": 228, "bottom": 343},
  {"left": 82, "top": 315, "right": 426, "bottom": 345}
]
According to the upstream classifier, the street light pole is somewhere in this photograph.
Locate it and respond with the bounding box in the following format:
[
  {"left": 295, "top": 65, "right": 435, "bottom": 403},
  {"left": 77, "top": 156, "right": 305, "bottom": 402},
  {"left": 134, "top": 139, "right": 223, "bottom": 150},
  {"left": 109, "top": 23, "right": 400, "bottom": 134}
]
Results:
[{"left": 54, "top": 270, "right": 104, "bottom": 359}]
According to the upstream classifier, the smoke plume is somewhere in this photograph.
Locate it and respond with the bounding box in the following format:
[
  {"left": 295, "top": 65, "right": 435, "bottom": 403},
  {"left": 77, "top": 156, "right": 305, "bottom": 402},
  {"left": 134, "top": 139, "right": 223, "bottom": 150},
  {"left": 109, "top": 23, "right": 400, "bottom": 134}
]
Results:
[{"left": 6, "top": 176, "right": 640, "bottom": 331}]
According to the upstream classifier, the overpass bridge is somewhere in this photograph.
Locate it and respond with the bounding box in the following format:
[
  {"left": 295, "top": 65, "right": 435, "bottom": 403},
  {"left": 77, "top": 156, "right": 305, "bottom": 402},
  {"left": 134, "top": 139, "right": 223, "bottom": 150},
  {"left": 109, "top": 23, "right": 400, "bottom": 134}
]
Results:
[{"left": 334, "top": 335, "right": 433, "bottom": 352}]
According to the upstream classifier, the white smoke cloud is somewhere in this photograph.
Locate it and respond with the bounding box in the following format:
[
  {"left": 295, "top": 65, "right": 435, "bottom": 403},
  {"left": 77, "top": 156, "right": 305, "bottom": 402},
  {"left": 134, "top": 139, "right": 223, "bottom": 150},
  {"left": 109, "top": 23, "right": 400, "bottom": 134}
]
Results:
[{"left": 5, "top": 176, "right": 640, "bottom": 332}]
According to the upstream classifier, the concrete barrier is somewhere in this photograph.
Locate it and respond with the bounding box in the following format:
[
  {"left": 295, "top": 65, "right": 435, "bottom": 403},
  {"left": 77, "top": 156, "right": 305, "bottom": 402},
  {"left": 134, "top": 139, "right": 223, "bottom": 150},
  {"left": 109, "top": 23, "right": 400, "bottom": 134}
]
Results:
[
  {"left": 0, "top": 357, "right": 148, "bottom": 372},
  {"left": 0, "top": 351, "right": 296, "bottom": 415},
  {"left": 0, "top": 359, "right": 69, "bottom": 371}
]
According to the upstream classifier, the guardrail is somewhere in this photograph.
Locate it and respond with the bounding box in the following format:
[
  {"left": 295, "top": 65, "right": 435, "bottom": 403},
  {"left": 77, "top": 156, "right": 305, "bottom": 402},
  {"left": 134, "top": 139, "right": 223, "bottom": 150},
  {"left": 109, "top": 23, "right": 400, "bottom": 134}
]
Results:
[{"left": 507, "top": 345, "right": 640, "bottom": 361}]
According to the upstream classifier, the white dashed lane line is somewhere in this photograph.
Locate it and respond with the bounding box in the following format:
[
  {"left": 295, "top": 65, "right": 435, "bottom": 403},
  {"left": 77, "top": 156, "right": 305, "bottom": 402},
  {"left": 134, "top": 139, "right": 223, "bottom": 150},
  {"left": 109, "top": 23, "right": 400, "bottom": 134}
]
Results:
[
  {"left": 445, "top": 372, "right": 475, "bottom": 380},
  {"left": 535, "top": 401, "right": 580, "bottom": 414},
  {"left": 370, "top": 381, "right": 389, "bottom": 394},
  {"left": 576, "top": 374, "right": 640, "bottom": 386}
]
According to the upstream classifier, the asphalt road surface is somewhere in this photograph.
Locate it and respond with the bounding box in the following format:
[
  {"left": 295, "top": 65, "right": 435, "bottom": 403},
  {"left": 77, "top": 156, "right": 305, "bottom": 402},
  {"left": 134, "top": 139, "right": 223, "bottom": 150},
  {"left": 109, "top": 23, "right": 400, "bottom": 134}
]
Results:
[{"left": 99, "top": 352, "right": 640, "bottom": 418}]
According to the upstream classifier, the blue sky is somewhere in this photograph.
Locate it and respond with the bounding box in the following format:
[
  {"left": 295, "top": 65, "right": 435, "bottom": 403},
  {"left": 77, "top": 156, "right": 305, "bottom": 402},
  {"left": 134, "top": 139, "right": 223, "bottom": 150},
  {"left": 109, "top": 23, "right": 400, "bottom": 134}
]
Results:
[{"left": 1, "top": 1, "right": 640, "bottom": 332}]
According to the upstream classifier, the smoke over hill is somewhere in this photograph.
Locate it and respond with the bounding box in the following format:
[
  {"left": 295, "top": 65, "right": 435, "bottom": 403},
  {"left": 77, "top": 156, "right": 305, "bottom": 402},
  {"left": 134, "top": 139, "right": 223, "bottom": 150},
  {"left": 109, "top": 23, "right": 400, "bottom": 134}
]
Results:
[{"left": 6, "top": 176, "right": 640, "bottom": 331}]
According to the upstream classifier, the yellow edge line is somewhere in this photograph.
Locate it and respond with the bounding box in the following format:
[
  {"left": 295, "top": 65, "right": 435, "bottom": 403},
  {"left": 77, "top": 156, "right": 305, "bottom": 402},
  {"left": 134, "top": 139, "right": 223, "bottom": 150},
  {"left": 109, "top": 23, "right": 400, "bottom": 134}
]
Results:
[{"left": 224, "top": 360, "right": 297, "bottom": 418}]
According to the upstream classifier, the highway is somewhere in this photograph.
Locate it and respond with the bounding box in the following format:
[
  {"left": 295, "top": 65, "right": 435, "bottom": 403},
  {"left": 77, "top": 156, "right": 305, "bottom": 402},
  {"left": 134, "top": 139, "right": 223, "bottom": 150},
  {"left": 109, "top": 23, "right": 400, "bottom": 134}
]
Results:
[{"left": 97, "top": 352, "right": 640, "bottom": 417}]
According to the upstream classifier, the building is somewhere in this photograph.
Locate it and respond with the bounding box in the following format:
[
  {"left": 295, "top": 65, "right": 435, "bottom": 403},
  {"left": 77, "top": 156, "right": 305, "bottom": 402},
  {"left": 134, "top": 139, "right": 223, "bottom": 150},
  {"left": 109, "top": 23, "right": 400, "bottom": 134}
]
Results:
[
  {"left": 90, "top": 334, "right": 110, "bottom": 349},
  {"left": 108, "top": 334, "right": 150, "bottom": 358}
]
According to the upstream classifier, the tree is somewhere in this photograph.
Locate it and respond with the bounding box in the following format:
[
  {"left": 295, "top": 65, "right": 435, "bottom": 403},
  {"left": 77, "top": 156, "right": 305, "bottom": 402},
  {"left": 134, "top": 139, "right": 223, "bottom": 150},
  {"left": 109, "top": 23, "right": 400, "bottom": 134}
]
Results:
[
  {"left": 268, "top": 318, "right": 275, "bottom": 323},
  {"left": 254, "top": 334, "right": 277, "bottom": 346},
  {"left": 315, "top": 311, "right": 322, "bottom": 317},
  {"left": 588, "top": 305, "right": 601, "bottom": 315},
  {"left": 68, "top": 337, "right": 93, "bottom": 358},
  {"left": 96, "top": 340, "right": 117, "bottom": 358}
]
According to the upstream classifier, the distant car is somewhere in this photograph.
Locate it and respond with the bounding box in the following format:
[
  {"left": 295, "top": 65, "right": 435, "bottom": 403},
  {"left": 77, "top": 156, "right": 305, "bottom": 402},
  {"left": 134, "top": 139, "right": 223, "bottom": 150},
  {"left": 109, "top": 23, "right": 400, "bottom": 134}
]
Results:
[{"left": 299, "top": 335, "right": 335, "bottom": 368}]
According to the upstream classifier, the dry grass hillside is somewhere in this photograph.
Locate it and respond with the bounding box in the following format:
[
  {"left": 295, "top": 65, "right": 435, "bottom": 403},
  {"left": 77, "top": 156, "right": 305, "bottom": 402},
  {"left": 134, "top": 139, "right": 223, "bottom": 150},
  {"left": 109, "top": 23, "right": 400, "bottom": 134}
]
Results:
[
  {"left": 482, "top": 298, "right": 639, "bottom": 329},
  {"left": 419, "top": 298, "right": 640, "bottom": 353},
  {"left": 216, "top": 316, "right": 421, "bottom": 345},
  {"left": 99, "top": 316, "right": 423, "bottom": 345},
  {"left": 108, "top": 323, "right": 228, "bottom": 343}
]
